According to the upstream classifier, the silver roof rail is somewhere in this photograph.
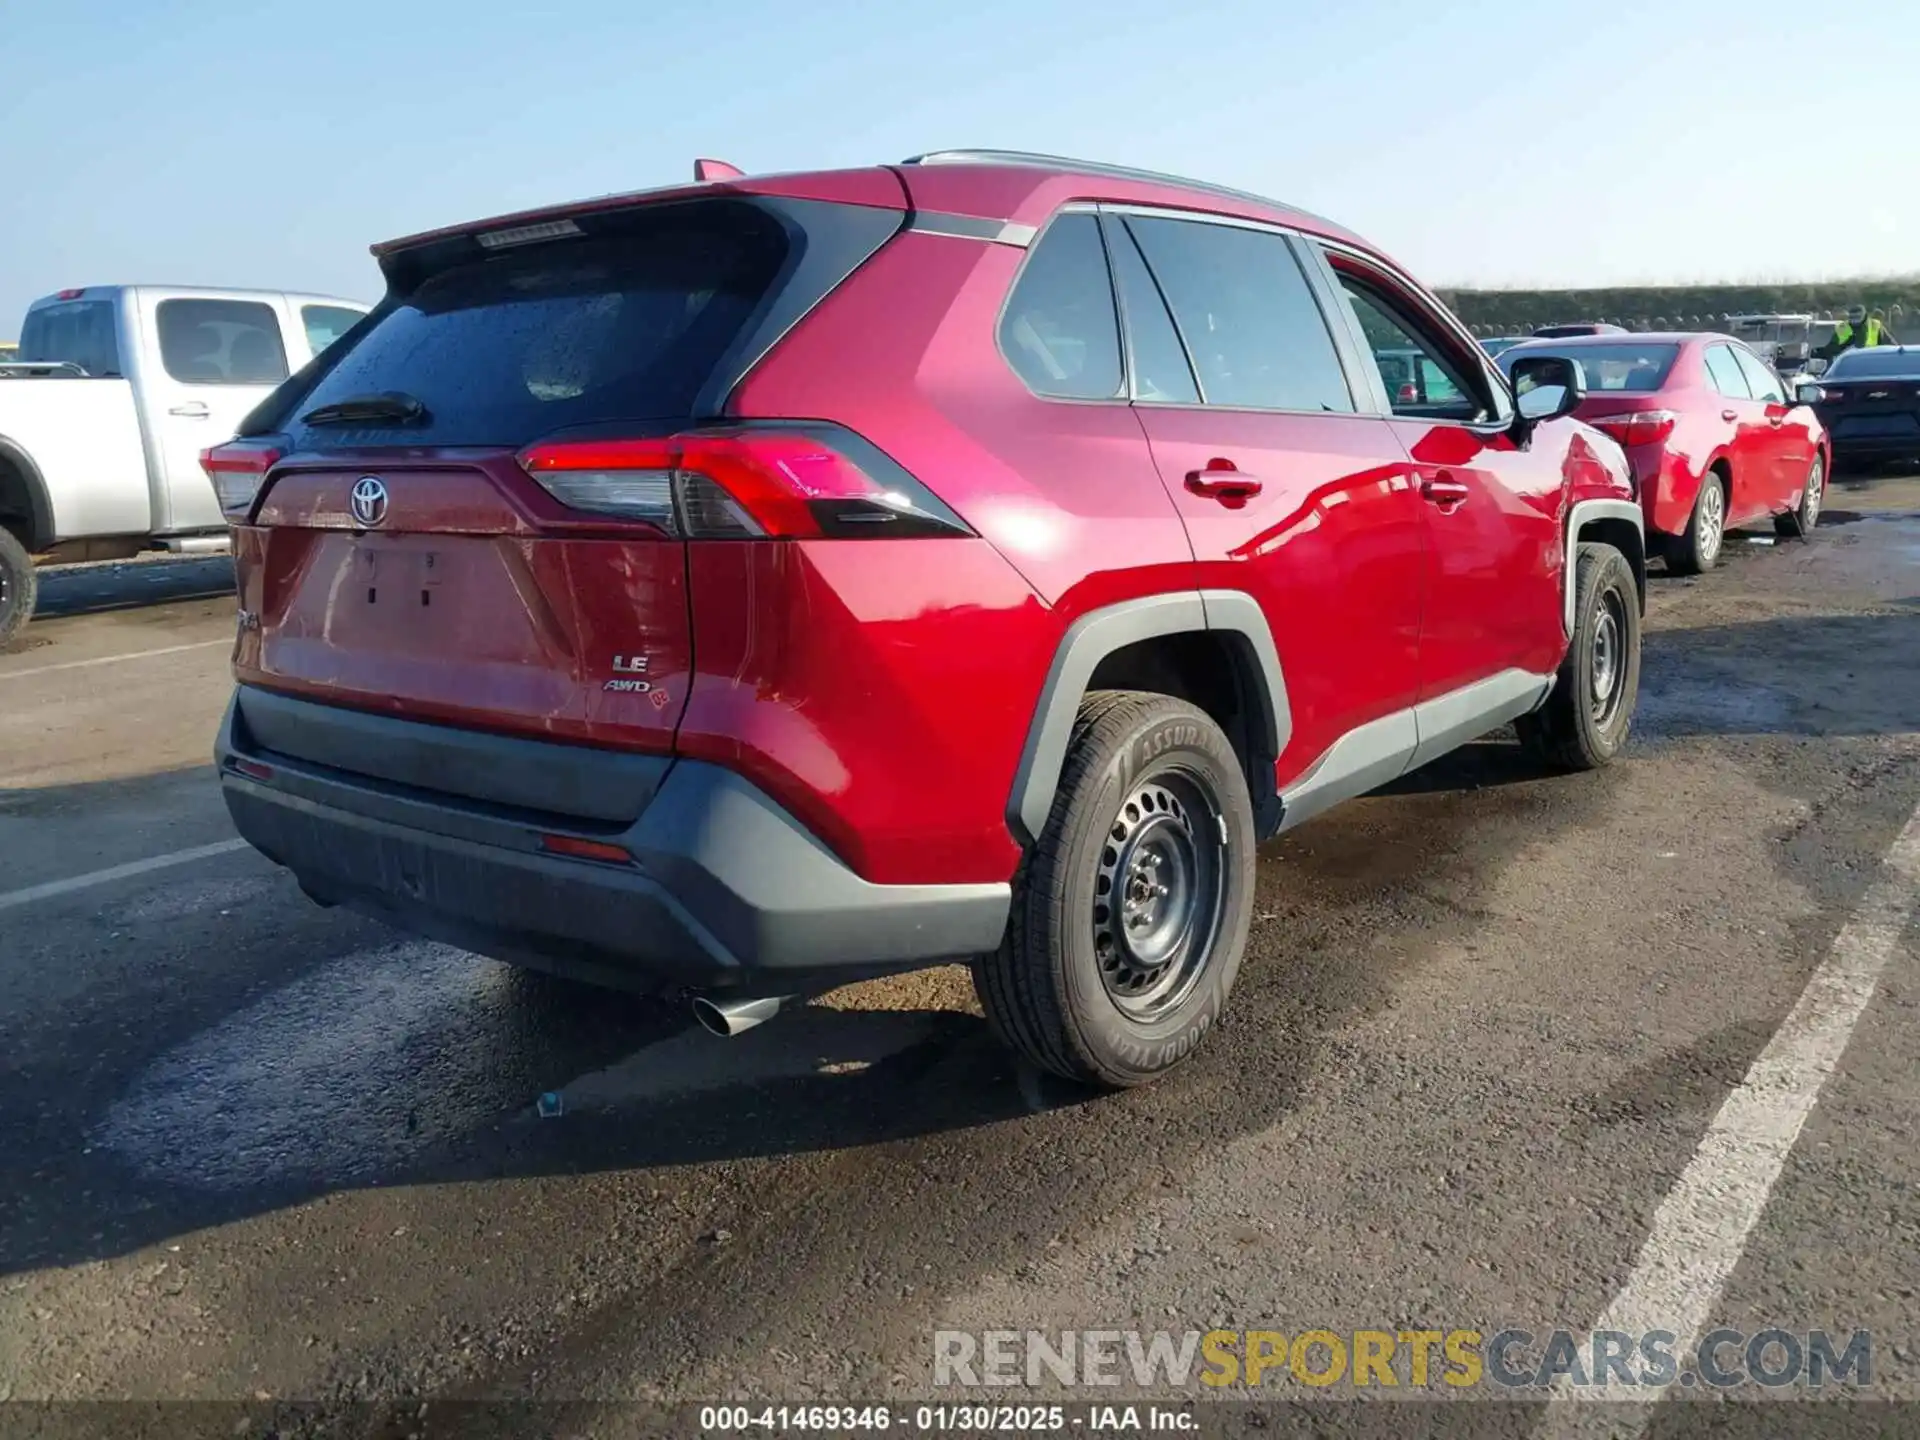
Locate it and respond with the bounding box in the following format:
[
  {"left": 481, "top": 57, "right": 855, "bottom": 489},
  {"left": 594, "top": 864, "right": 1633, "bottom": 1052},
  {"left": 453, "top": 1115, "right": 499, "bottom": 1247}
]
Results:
[{"left": 899, "top": 149, "right": 1328, "bottom": 224}]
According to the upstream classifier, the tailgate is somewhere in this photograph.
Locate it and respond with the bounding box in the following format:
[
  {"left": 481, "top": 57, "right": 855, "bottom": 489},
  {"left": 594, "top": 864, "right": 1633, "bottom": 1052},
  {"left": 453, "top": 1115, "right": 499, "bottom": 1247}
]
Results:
[{"left": 235, "top": 457, "right": 690, "bottom": 753}]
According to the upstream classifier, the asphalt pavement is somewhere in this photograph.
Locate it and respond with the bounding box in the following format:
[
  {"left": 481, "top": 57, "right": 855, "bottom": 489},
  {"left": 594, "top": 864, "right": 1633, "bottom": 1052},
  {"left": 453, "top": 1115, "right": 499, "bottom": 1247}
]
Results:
[{"left": 2, "top": 480, "right": 1918, "bottom": 1437}]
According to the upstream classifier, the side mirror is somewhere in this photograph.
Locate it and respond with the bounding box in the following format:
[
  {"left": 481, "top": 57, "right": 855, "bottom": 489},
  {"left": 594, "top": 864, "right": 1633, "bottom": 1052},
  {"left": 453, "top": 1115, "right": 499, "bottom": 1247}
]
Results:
[
  {"left": 1508, "top": 354, "right": 1586, "bottom": 428},
  {"left": 1795, "top": 383, "right": 1826, "bottom": 406},
  {"left": 1806, "top": 357, "right": 1829, "bottom": 377}
]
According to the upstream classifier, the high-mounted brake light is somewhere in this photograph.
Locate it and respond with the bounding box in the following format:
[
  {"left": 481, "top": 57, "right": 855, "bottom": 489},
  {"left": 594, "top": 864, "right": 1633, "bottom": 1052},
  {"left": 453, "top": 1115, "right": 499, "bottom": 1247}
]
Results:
[
  {"left": 1590, "top": 410, "right": 1677, "bottom": 447},
  {"left": 55, "top": 288, "right": 85, "bottom": 301},
  {"left": 476, "top": 218, "right": 582, "bottom": 250},
  {"left": 200, "top": 440, "right": 285, "bottom": 517},
  {"left": 516, "top": 425, "right": 971, "bottom": 540}
]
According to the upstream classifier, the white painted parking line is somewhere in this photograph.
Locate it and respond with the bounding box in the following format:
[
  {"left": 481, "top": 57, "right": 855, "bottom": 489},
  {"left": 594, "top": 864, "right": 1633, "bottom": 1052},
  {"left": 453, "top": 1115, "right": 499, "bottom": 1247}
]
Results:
[
  {"left": 0, "top": 839, "right": 252, "bottom": 913},
  {"left": 0, "top": 638, "right": 229, "bottom": 681},
  {"left": 1538, "top": 794, "right": 1920, "bottom": 1435}
]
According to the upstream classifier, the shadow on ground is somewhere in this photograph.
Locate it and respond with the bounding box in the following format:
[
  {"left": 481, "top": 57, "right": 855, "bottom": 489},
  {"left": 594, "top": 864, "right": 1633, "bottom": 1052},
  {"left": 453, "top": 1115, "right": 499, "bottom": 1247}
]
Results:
[
  {"left": 0, "top": 716, "right": 1597, "bottom": 1283},
  {"left": 32, "top": 554, "right": 235, "bottom": 620}
]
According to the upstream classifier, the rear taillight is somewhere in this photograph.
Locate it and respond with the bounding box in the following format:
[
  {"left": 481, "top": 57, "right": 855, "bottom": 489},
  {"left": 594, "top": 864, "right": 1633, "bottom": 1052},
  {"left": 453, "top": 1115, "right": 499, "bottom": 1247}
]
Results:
[
  {"left": 199, "top": 439, "right": 285, "bottom": 517},
  {"left": 1590, "top": 410, "right": 1677, "bottom": 447},
  {"left": 517, "top": 424, "right": 971, "bottom": 540}
]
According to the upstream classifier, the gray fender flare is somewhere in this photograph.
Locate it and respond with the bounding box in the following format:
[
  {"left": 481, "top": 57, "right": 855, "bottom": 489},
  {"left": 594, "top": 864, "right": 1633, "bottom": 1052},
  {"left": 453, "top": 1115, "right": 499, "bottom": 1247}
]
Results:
[
  {"left": 1565, "top": 497, "right": 1645, "bottom": 635},
  {"left": 0, "top": 437, "right": 56, "bottom": 552},
  {"left": 1006, "top": 589, "right": 1291, "bottom": 846}
]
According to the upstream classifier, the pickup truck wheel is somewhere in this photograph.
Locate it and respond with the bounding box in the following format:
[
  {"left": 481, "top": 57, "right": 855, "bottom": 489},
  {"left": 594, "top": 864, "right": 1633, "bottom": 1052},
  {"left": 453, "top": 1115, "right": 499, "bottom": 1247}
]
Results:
[
  {"left": 1775, "top": 455, "right": 1824, "bottom": 538},
  {"left": 1515, "top": 542, "right": 1641, "bottom": 771},
  {"left": 1667, "top": 473, "right": 1726, "bottom": 575},
  {"left": 0, "top": 527, "right": 36, "bottom": 648},
  {"left": 973, "top": 691, "right": 1256, "bottom": 1089}
]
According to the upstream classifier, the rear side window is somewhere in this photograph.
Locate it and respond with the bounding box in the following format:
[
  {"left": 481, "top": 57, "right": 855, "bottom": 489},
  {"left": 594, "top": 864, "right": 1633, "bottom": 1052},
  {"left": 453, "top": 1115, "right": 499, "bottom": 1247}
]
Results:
[
  {"left": 289, "top": 200, "right": 798, "bottom": 446},
  {"left": 1732, "top": 346, "right": 1786, "bottom": 404},
  {"left": 19, "top": 300, "right": 122, "bottom": 377},
  {"left": 157, "top": 300, "right": 290, "bottom": 385},
  {"left": 301, "top": 304, "right": 365, "bottom": 357},
  {"left": 1125, "top": 216, "right": 1353, "bottom": 413},
  {"left": 999, "top": 214, "right": 1123, "bottom": 400},
  {"left": 1703, "top": 345, "right": 1751, "bottom": 399}
]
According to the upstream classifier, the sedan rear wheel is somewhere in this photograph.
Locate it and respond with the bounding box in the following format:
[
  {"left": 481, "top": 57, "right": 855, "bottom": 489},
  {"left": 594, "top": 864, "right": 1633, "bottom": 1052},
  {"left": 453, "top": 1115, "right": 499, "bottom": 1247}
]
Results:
[
  {"left": 1668, "top": 473, "right": 1726, "bottom": 575},
  {"left": 1775, "top": 455, "right": 1824, "bottom": 538}
]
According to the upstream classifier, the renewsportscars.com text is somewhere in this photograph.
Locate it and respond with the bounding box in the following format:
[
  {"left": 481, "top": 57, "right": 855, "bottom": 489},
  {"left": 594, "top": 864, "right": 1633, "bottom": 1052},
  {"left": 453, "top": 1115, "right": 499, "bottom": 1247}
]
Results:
[{"left": 933, "top": 1327, "right": 1872, "bottom": 1390}]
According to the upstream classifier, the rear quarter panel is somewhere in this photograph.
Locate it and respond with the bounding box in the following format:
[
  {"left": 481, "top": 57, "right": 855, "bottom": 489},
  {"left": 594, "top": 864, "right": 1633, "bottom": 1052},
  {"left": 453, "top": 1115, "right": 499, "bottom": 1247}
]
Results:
[
  {"left": 727, "top": 227, "right": 1196, "bottom": 885},
  {"left": 1647, "top": 388, "right": 1734, "bottom": 537}
]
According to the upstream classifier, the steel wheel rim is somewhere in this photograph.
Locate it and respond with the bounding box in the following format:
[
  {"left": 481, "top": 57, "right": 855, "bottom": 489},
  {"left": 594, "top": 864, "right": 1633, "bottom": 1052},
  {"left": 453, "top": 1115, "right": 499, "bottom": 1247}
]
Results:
[
  {"left": 1698, "top": 481, "right": 1725, "bottom": 562},
  {"left": 1093, "top": 769, "right": 1224, "bottom": 1020},
  {"left": 1590, "top": 590, "right": 1627, "bottom": 726},
  {"left": 1805, "top": 460, "right": 1823, "bottom": 526}
]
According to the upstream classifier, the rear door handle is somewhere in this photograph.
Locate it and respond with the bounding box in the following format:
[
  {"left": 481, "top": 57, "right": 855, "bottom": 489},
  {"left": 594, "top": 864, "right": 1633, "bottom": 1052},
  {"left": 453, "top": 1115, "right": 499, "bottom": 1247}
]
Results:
[
  {"left": 1185, "top": 459, "right": 1263, "bottom": 503},
  {"left": 1721, "top": 409, "right": 1739, "bottom": 422},
  {"left": 1420, "top": 473, "right": 1471, "bottom": 507},
  {"left": 169, "top": 402, "right": 210, "bottom": 419}
]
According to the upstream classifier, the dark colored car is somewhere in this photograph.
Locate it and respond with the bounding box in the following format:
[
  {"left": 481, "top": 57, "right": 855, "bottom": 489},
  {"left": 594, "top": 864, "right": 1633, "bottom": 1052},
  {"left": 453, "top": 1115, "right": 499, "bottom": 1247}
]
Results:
[
  {"left": 1813, "top": 346, "right": 1920, "bottom": 469},
  {"left": 205, "top": 150, "right": 1645, "bottom": 1087},
  {"left": 1499, "top": 334, "right": 1828, "bottom": 573}
]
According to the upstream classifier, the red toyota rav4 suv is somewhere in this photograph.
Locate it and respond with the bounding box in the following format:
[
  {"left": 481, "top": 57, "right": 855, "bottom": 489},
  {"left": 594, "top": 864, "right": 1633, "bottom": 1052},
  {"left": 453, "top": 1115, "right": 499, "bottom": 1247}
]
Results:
[{"left": 208, "top": 152, "right": 1645, "bottom": 1087}]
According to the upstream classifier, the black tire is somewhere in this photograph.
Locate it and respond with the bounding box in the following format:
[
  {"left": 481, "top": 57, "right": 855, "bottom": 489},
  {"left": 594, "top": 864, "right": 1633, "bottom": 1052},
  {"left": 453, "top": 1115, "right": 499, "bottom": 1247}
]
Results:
[
  {"left": 972, "top": 691, "right": 1256, "bottom": 1088},
  {"left": 1667, "top": 472, "right": 1727, "bottom": 575},
  {"left": 0, "top": 526, "right": 36, "bottom": 649},
  {"left": 1515, "top": 542, "right": 1641, "bottom": 771},
  {"left": 1775, "top": 454, "right": 1825, "bottom": 538}
]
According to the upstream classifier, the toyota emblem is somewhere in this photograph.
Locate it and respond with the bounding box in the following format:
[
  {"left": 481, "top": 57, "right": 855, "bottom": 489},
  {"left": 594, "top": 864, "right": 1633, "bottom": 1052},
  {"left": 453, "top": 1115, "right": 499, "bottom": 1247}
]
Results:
[{"left": 350, "top": 476, "right": 389, "bottom": 528}]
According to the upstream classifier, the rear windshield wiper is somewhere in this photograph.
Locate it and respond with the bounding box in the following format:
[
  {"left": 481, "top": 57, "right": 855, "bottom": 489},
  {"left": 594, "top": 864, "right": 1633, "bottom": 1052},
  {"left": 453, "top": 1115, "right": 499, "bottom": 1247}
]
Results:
[{"left": 301, "top": 391, "right": 429, "bottom": 426}]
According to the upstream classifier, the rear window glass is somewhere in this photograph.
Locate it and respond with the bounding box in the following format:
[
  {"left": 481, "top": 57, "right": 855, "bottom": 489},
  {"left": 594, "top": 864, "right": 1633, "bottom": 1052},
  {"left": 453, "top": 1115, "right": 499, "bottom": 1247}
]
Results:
[
  {"left": 290, "top": 201, "right": 792, "bottom": 447},
  {"left": 301, "top": 304, "right": 366, "bottom": 358},
  {"left": 157, "top": 299, "right": 290, "bottom": 385},
  {"left": 19, "top": 300, "right": 122, "bottom": 377},
  {"left": 1500, "top": 343, "right": 1678, "bottom": 392},
  {"left": 1826, "top": 348, "right": 1920, "bottom": 379}
]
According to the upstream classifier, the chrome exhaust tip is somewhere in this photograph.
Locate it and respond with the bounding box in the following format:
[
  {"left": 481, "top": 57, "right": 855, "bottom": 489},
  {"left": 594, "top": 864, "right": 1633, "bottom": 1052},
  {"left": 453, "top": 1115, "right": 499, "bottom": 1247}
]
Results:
[{"left": 691, "top": 994, "right": 787, "bottom": 1038}]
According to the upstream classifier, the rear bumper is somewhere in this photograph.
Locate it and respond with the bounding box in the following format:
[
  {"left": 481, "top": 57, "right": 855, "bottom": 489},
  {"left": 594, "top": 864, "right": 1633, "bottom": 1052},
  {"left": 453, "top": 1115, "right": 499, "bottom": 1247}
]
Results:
[
  {"left": 216, "top": 688, "right": 1010, "bottom": 991},
  {"left": 1828, "top": 430, "right": 1920, "bottom": 458}
]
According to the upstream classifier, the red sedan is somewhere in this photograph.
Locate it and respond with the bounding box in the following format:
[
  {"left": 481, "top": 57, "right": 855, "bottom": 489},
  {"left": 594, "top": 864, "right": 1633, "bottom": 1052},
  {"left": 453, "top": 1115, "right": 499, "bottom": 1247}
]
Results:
[{"left": 1501, "top": 333, "right": 1828, "bottom": 572}]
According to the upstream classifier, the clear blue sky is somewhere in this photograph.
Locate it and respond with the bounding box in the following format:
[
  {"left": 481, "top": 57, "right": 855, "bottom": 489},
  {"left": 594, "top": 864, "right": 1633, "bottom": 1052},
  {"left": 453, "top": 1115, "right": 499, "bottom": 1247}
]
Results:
[{"left": 2, "top": 0, "right": 1913, "bottom": 331}]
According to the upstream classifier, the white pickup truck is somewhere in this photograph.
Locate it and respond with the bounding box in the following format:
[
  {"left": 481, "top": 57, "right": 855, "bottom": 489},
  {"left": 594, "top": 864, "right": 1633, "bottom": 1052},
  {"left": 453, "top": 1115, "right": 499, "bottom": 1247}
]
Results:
[{"left": 0, "top": 285, "right": 369, "bottom": 642}]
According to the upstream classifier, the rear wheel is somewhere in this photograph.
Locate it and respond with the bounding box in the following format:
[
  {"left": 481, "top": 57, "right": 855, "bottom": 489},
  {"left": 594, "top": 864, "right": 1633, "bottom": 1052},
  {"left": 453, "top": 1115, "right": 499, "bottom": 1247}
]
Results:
[
  {"left": 1775, "top": 454, "right": 1824, "bottom": 538},
  {"left": 1667, "top": 473, "right": 1727, "bottom": 574},
  {"left": 973, "top": 691, "right": 1255, "bottom": 1088},
  {"left": 0, "top": 527, "right": 36, "bottom": 649},
  {"left": 1516, "top": 543, "right": 1640, "bottom": 771}
]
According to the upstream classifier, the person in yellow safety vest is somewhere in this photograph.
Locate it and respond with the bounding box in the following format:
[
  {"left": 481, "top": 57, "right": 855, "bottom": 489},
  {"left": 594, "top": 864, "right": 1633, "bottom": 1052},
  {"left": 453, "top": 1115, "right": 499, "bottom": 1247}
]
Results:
[{"left": 1816, "top": 304, "right": 1899, "bottom": 362}]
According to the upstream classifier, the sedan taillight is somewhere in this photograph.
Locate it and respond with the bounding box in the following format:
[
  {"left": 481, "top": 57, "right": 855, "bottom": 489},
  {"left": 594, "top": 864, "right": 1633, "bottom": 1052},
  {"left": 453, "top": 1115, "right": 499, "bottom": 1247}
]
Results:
[{"left": 1591, "top": 411, "right": 1678, "bottom": 447}]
